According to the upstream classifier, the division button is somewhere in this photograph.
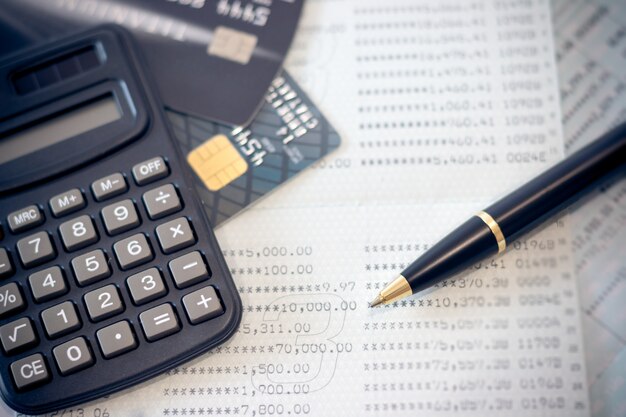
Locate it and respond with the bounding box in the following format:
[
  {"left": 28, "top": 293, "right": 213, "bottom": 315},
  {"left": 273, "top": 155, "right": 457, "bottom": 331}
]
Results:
[
  {"left": 0, "top": 317, "right": 38, "bottom": 354},
  {"left": 182, "top": 286, "right": 224, "bottom": 324},
  {"left": 132, "top": 157, "right": 169, "bottom": 186},
  {"left": 49, "top": 189, "right": 85, "bottom": 217},
  {"left": 7, "top": 205, "right": 44, "bottom": 234},
  {"left": 10, "top": 353, "right": 50, "bottom": 391},
  {"left": 139, "top": 303, "right": 180, "bottom": 342},
  {"left": 96, "top": 320, "right": 138, "bottom": 359},
  {"left": 52, "top": 337, "right": 94, "bottom": 375},
  {"left": 142, "top": 184, "right": 182, "bottom": 220},
  {"left": 168, "top": 251, "right": 210, "bottom": 289},
  {"left": 0, "top": 248, "right": 14, "bottom": 279},
  {"left": 91, "top": 173, "right": 127, "bottom": 201}
]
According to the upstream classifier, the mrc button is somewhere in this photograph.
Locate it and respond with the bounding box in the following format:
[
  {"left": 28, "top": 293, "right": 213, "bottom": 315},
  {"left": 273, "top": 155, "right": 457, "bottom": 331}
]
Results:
[
  {"left": 7, "top": 205, "right": 44, "bottom": 233},
  {"left": 10, "top": 353, "right": 50, "bottom": 391},
  {"left": 132, "top": 157, "right": 169, "bottom": 186}
]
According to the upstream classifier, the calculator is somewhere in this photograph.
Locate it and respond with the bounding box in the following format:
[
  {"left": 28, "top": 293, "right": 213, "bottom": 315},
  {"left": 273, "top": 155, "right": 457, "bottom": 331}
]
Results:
[{"left": 0, "top": 25, "right": 241, "bottom": 414}]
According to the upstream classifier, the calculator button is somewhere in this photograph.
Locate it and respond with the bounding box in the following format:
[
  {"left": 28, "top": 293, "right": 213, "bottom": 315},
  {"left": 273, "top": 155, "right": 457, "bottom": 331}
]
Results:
[
  {"left": 168, "top": 251, "right": 210, "bottom": 289},
  {"left": 142, "top": 184, "right": 182, "bottom": 220},
  {"left": 17, "top": 231, "right": 56, "bottom": 268},
  {"left": 182, "top": 286, "right": 224, "bottom": 325},
  {"left": 0, "top": 318, "right": 38, "bottom": 354},
  {"left": 126, "top": 267, "right": 167, "bottom": 305},
  {"left": 156, "top": 217, "right": 196, "bottom": 254},
  {"left": 0, "top": 248, "right": 14, "bottom": 279},
  {"left": 71, "top": 249, "right": 111, "bottom": 286},
  {"left": 139, "top": 303, "right": 180, "bottom": 342},
  {"left": 28, "top": 266, "right": 68, "bottom": 302},
  {"left": 101, "top": 199, "right": 140, "bottom": 235},
  {"left": 41, "top": 301, "right": 81, "bottom": 338},
  {"left": 10, "top": 353, "right": 50, "bottom": 391},
  {"left": 53, "top": 337, "right": 94, "bottom": 375},
  {"left": 84, "top": 284, "right": 124, "bottom": 322},
  {"left": 113, "top": 233, "right": 153, "bottom": 270},
  {"left": 7, "top": 205, "right": 44, "bottom": 234},
  {"left": 91, "top": 173, "right": 128, "bottom": 201},
  {"left": 49, "top": 188, "right": 85, "bottom": 217},
  {"left": 0, "top": 283, "right": 25, "bottom": 318},
  {"left": 96, "top": 321, "right": 138, "bottom": 359},
  {"left": 59, "top": 215, "right": 99, "bottom": 252},
  {"left": 132, "top": 157, "right": 169, "bottom": 185}
]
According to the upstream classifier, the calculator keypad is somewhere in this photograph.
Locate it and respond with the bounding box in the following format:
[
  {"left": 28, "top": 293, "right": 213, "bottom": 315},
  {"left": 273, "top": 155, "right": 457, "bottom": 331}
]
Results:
[
  {"left": 0, "top": 155, "right": 232, "bottom": 401},
  {"left": 59, "top": 215, "right": 99, "bottom": 252},
  {"left": 17, "top": 231, "right": 56, "bottom": 268}
]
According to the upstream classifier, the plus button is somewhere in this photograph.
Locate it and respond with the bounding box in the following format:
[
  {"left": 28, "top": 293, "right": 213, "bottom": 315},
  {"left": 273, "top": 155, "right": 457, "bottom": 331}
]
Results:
[{"left": 196, "top": 295, "right": 213, "bottom": 309}]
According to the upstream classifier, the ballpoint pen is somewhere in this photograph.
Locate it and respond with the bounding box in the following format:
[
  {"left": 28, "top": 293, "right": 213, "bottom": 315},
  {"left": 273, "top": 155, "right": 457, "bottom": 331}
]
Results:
[{"left": 369, "top": 121, "right": 626, "bottom": 307}]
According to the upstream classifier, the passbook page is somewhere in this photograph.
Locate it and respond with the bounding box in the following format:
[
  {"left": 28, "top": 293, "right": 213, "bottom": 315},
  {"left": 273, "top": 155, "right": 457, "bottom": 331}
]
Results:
[{"left": 5, "top": 0, "right": 590, "bottom": 416}]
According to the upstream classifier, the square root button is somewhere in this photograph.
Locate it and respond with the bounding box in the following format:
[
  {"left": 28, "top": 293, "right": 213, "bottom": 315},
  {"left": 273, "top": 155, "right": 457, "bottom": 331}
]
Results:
[{"left": 182, "top": 286, "right": 224, "bottom": 324}]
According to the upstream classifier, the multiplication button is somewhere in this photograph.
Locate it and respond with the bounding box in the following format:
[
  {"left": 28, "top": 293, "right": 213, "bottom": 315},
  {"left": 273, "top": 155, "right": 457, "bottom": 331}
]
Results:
[
  {"left": 155, "top": 217, "right": 195, "bottom": 254},
  {"left": 96, "top": 321, "right": 137, "bottom": 359}
]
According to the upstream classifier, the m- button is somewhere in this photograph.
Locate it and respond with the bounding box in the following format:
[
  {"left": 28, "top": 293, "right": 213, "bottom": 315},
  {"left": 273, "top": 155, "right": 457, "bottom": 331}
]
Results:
[
  {"left": 10, "top": 353, "right": 50, "bottom": 391},
  {"left": 132, "top": 157, "right": 169, "bottom": 186}
]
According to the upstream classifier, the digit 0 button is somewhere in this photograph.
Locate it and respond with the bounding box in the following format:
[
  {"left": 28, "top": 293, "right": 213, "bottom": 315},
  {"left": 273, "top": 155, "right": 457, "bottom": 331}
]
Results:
[
  {"left": 132, "top": 157, "right": 169, "bottom": 186},
  {"left": 53, "top": 337, "right": 94, "bottom": 375}
]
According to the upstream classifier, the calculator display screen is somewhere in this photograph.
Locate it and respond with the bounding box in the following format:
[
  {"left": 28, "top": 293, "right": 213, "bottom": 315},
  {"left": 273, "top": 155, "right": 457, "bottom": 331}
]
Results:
[{"left": 0, "top": 95, "right": 121, "bottom": 165}]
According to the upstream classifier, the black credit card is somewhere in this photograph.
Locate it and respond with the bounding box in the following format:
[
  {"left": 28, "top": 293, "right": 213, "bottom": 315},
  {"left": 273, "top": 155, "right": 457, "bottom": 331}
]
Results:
[
  {"left": 169, "top": 70, "right": 341, "bottom": 226},
  {"left": 0, "top": 0, "right": 303, "bottom": 126}
]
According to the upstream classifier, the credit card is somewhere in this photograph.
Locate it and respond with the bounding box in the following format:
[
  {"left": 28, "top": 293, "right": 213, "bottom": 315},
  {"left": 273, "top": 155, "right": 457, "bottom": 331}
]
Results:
[
  {"left": 168, "top": 70, "right": 341, "bottom": 226},
  {"left": 0, "top": 0, "right": 303, "bottom": 126}
]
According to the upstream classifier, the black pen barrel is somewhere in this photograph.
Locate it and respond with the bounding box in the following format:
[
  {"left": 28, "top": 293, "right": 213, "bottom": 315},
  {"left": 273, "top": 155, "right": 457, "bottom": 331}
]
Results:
[{"left": 403, "top": 121, "right": 626, "bottom": 295}]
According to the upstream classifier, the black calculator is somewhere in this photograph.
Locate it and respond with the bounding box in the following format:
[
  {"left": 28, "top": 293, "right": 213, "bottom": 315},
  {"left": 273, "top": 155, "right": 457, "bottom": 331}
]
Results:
[{"left": 0, "top": 25, "right": 241, "bottom": 414}]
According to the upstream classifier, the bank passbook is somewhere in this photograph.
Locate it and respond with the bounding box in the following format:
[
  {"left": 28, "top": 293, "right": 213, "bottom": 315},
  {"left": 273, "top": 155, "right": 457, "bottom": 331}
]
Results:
[
  {"left": 0, "top": 0, "right": 304, "bottom": 126},
  {"left": 169, "top": 71, "right": 342, "bottom": 226},
  {"left": 0, "top": 26, "right": 241, "bottom": 414}
]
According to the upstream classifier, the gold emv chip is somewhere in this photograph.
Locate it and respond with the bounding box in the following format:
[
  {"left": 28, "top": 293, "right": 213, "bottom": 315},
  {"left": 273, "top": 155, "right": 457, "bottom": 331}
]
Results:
[{"left": 187, "top": 134, "right": 248, "bottom": 191}]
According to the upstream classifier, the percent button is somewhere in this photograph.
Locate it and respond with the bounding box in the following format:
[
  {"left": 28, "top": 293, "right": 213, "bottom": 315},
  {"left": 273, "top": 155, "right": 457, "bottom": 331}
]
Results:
[{"left": 0, "top": 283, "right": 26, "bottom": 319}]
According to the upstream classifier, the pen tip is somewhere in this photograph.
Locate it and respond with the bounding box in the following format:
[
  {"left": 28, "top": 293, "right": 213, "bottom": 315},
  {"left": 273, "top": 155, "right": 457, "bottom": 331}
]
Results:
[{"left": 369, "top": 295, "right": 384, "bottom": 308}]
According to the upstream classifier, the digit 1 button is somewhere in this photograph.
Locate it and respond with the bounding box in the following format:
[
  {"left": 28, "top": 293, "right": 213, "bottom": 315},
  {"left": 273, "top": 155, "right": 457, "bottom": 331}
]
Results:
[
  {"left": 0, "top": 318, "right": 38, "bottom": 355},
  {"left": 182, "top": 286, "right": 224, "bottom": 324},
  {"left": 41, "top": 301, "right": 81, "bottom": 338},
  {"left": 52, "top": 337, "right": 94, "bottom": 375},
  {"left": 132, "top": 156, "right": 169, "bottom": 185},
  {"left": 59, "top": 215, "right": 98, "bottom": 252},
  {"left": 16, "top": 231, "right": 56, "bottom": 268},
  {"left": 139, "top": 303, "right": 180, "bottom": 342},
  {"left": 10, "top": 354, "right": 50, "bottom": 391},
  {"left": 101, "top": 199, "right": 140, "bottom": 235},
  {"left": 127, "top": 267, "right": 167, "bottom": 305},
  {"left": 155, "top": 217, "right": 196, "bottom": 254},
  {"left": 96, "top": 321, "right": 137, "bottom": 359},
  {"left": 113, "top": 233, "right": 153, "bottom": 270},
  {"left": 28, "top": 266, "right": 68, "bottom": 302}
]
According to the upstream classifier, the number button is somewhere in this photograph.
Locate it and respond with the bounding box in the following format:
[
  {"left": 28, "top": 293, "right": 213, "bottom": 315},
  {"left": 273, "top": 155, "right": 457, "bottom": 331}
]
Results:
[
  {"left": 91, "top": 173, "right": 127, "bottom": 201},
  {"left": 52, "top": 337, "right": 94, "bottom": 375},
  {"left": 142, "top": 184, "right": 182, "bottom": 220},
  {"left": 16, "top": 231, "right": 56, "bottom": 268},
  {"left": 59, "top": 215, "right": 98, "bottom": 252},
  {"left": 0, "top": 283, "right": 25, "bottom": 318},
  {"left": 132, "top": 157, "right": 169, "bottom": 185},
  {"left": 0, "top": 318, "right": 38, "bottom": 354},
  {"left": 101, "top": 199, "right": 140, "bottom": 235},
  {"left": 126, "top": 267, "right": 167, "bottom": 305},
  {"left": 49, "top": 188, "right": 85, "bottom": 217},
  {"left": 84, "top": 285, "right": 124, "bottom": 322},
  {"left": 41, "top": 301, "right": 81, "bottom": 338},
  {"left": 96, "top": 321, "right": 137, "bottom": 359},
  {"left": 71, "top": 249, "right": 111, "bottom": 286},
  {"left": 168, "top": 251, "right": 210, "bottom": 289},
  {"left": 0, "top": 248, "right": 14, "bottom": 279},
  {"left": 139, "top": 303, "right": 181, "bottom": 342},
  {"left": 113, "top": 233, "right": 153, "bottom": 270},
  {"left": 28, "top": 266, "right": 68, "bottom": 302},
  {"left": 10, "top": 354, "right": 50, "bottom": 391},
  {"left": 155, "top": 217, "right": 196, "bottom": 254},
  {"left": 7, "top": 205, "right": 44, "bottom": 234}
]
